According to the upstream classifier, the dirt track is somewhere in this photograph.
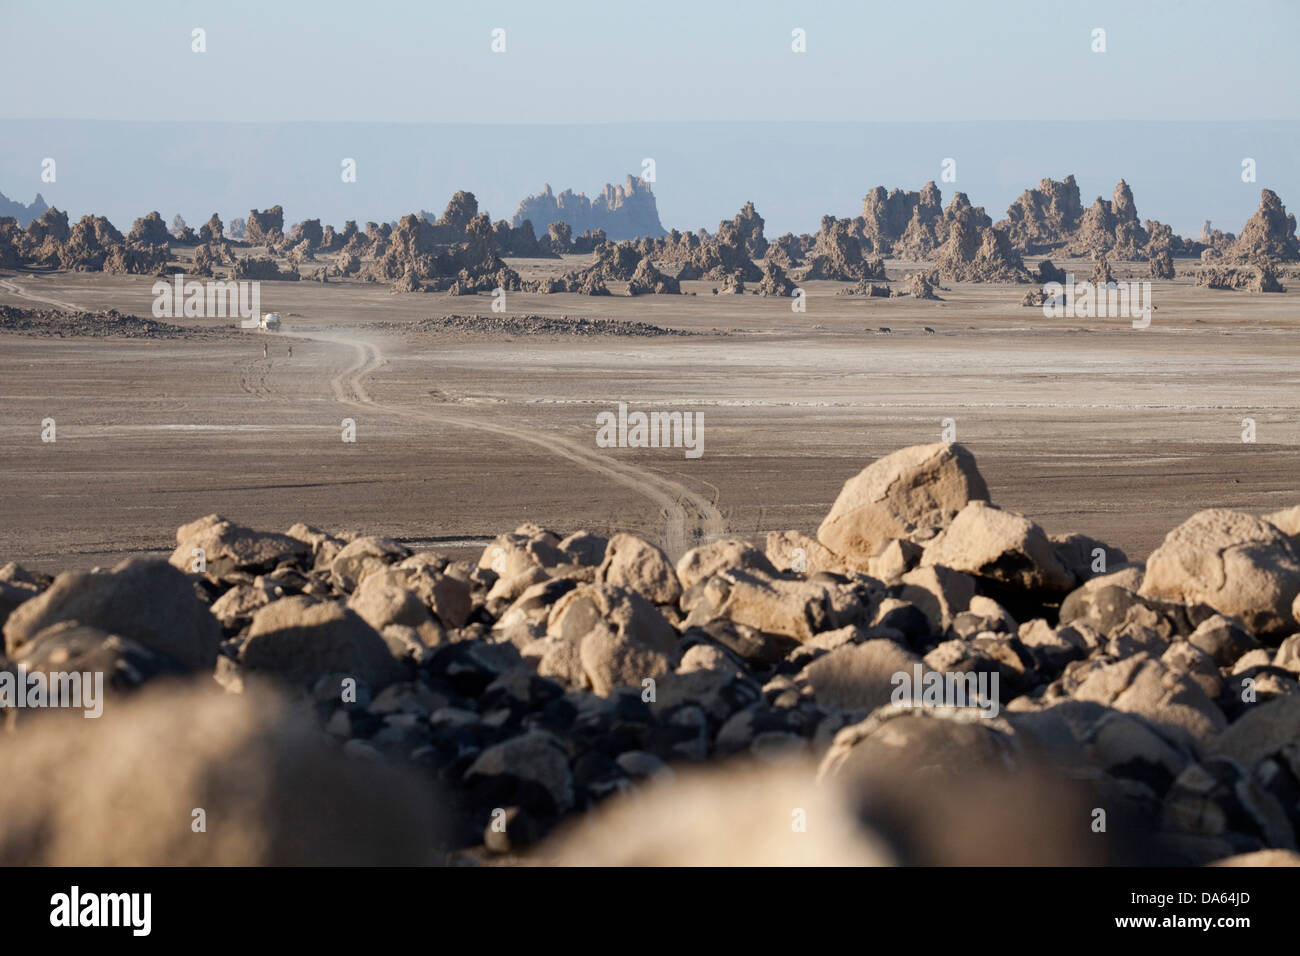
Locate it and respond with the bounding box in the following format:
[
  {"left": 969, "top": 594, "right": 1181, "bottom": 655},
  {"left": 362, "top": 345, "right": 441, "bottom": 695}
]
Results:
[
  {"left": 0, "top": 265, "right": 1297, "bottom": 571},
  {"left": 300, "top": 329, "right": 727, "bottom": 556}
]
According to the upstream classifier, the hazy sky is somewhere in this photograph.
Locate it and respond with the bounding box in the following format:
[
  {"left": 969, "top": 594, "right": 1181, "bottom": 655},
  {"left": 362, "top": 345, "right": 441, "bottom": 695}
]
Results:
[
  {"left": 1, "top": 0, "right": 1296, "bottom": 123},
  {"left": 2, "top": 1, "right": 1296, "bottom": 237}
]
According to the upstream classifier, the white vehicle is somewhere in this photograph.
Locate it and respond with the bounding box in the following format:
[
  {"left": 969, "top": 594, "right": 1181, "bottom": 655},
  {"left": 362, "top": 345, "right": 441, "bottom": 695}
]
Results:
[{"left": 259, "top": 312, "right": 282, "bottom": 331}]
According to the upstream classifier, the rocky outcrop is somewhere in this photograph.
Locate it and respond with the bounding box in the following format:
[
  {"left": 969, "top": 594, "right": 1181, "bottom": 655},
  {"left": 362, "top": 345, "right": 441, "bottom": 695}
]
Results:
[
  {"left": 860, "top": 183, "right": 945, "bottom": 256},
  {"left": 755, "top": 258, "right": 796, "bottom": 296},
  {"left": 1230, "top": 189, "right": 1299, "bottom": 264},
  {"left": 1070, "top": 180, "right": 1149, "bottom": 260},
  {"left": 799, "top": 219, "right": 876, "bottom": 281},
  {"left": 25, "top": 213, "right": 169, "bottom": 274},
  {"left": 199, "top": 213, "right": 224, "bottom": 242},
  {"left": 245, "top": 205, "right": 285, "bottom": 245},
  {"left": 0, "top": 189, "right": 49, "bottom": 227},
  {"left": 671, "top": 224, "right": 762, "bottom": 283},
  {"left": 1149, "top": 250, "right": 1175, "bottom": 279},
  {"left": 1195, "top": 264, "right": 1285, "bottom": 292},
  {"left": 931, "top": 215, "right": 1032, "bottom": 284},
  {"left": 904, "top": 271, "right": 940, "bottom": 299},
  {"left": 233, "top": 255, "right": 299, "bottom": 281},
  {"left": 625, "top": 257, "right": 681, "bottom": 295},
  {"left": 512, "top": 175, "right": 666, "bottom": 241},
  {"left": 998, "top": 175, "right": 1084, "bottom": 253},
  {"left": 128, "top": 211, "right": 171, "bottom": 246},
  {"left": 288, "top": 218, "right": 324, "bottom": 250},
  {"left": 724, "top": 201, "right": 768, "bottom": 259}
]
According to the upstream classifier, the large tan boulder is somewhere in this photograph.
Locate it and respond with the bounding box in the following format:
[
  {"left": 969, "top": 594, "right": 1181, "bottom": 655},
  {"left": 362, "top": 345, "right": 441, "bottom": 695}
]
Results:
[
  {"left": 0, "top": 564, "right": 42, "bottom": 629},
  {"left": 1049, "top": 531, "right": 1128, "bottom": 588},
  {"left": 169, "top": 516, "right": 307, "bottom": 574},
  {"left": 0, "top": 682, "right": 439, "bottom": 864},
  {"left": 284, "top": 522, "right": 346, "bottom": 567},
  {"left": 1211, "top": 849, "right": 1300, "bottom": 867},
  {"left": 3, "top": 558, "right": 220, "bottom": 670},
  {"left": 1265, "top": 505, "right": 1300, "bottom": 540},
  {"left": 476, "top": 524, "right": 566, "bottom": 579},
  {"left": 797, "top": 639, "right": 923, "bottom": 712},
  {"left": 765, "top": 530, "right": 848, "bottom": 576},
  {"left": 920, "top": 500, "right": 1073, "bottom": 592},
  {"left": 1209, "top": 695, "right": 1300, "bottom": 771},
  {"left": 329, "top": 536, "right": 409, "bottom": 593},
  {"left": 347, "top": 571, "right": 444, "bottom": 647},
  {"left": 816, "top": 706, "right": 1123, "bottom": 864},
  {"left": 388, "top": 557, "right": 472, "bottom": 628},
  {"left": 898, "top": 566, "right": 976, "bottom": 633},
  {"left": 547, "top": 584, "right": 680, "bottom": 696},
  {"left": 9, "top": 621, "right": 185, "bottom": 700},
  {"left": 541, "top": 758, "right": 894, "bottom": 866},
  {"left": 819, "top": 705, "right": 1021, "bottom": 783},
  {"left": 682, "top": 567, "right": 862, "bottom": 643},
  {"left": 597, "top": 533, "right": 681, "bottom": 604},
  {"left": 1071, "top": 654, "right": 1227, "bottom": 743},
  {"left": 1139, "top": 509, "right": 1300, "bottom": 637},
  {"left": 209, "top": 580, "right": 277, "bottom": 628},
  {"left": 677, "top": 538, "right": 777, "bottom": 591},
  {"left": 817, "top": 443, "right": 989, "bottom": 569},
  {"left": 240, "top": 595, "right": 406, "bottom": 689}
]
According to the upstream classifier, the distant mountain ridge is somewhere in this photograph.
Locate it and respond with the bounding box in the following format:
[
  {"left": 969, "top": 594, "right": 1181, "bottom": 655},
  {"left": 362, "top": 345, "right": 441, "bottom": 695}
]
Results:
[
  {"left": 0, "top": 191, "right": 49, "bottom": 227},
  {"left": 512, "top": 175, "right": 666, "bottom": 240}
]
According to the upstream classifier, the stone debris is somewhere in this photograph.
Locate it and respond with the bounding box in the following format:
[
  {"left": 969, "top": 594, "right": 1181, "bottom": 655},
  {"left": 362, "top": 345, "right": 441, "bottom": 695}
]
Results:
[
  {"left": 0, "top": 305, "right": 234, "bottom": 339},
  {"left": 5, "top": 442, "right": 1294, "bottom": 863},
  {"left": 355, "top": 313, "right": 693, "bottom": 338}
]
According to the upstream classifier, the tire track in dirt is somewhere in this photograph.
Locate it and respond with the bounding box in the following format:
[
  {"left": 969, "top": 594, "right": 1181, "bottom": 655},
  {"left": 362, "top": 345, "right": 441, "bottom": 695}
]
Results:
[
  {"left": 0, "top": 277, "right": 84, "bottom": 311},
  {"left": 0, "top": 276, "right": 728, "bottom": 555},
  {"left": 296, "top": 331, "right": 728, "bottom": 557}
]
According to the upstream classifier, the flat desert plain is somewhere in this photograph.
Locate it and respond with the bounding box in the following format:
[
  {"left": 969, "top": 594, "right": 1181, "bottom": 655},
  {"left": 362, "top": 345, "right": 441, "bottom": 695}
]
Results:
[{"left": 1, "top": 258, "right": 1297, "bottom": 572}]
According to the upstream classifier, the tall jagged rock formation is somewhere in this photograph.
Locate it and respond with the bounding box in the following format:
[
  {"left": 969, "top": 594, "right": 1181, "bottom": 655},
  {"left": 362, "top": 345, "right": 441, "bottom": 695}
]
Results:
[
  {"left": 997, "top": 176, "right": 1083, "bottom": 253},
  {"left": 512, "top": 175, "right": 666, "bottom": 240},
  {"left": 0, "top": 191, "right": 50, "bottom": 227},
  {"left": 1230, "top": 189, "right": 1299, "bottom": 264}
]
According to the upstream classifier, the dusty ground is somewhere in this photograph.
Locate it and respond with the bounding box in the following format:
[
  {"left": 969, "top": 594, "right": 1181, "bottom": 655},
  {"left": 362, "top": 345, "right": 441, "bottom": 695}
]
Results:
[{"left": 1, "top": 258, "right": 1297, "bottom": 573}]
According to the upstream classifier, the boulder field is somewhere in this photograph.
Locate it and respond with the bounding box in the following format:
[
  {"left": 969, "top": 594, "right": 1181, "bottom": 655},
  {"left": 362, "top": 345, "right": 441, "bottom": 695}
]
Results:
[{"left": 2, "top": 442, "right": 1300, "bottom": 866}]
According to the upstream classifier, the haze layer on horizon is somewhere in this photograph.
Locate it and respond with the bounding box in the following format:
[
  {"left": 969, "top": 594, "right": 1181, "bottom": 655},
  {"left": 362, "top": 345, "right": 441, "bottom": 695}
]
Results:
[{"left": 2, "top": 120, "right": 1296, "bottom": 240}]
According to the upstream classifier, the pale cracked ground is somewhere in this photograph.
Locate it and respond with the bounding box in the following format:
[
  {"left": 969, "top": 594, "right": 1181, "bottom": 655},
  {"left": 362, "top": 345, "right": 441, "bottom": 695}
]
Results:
[{"left": 1, "top": 257, "right": 1297, "bottom": 572}]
